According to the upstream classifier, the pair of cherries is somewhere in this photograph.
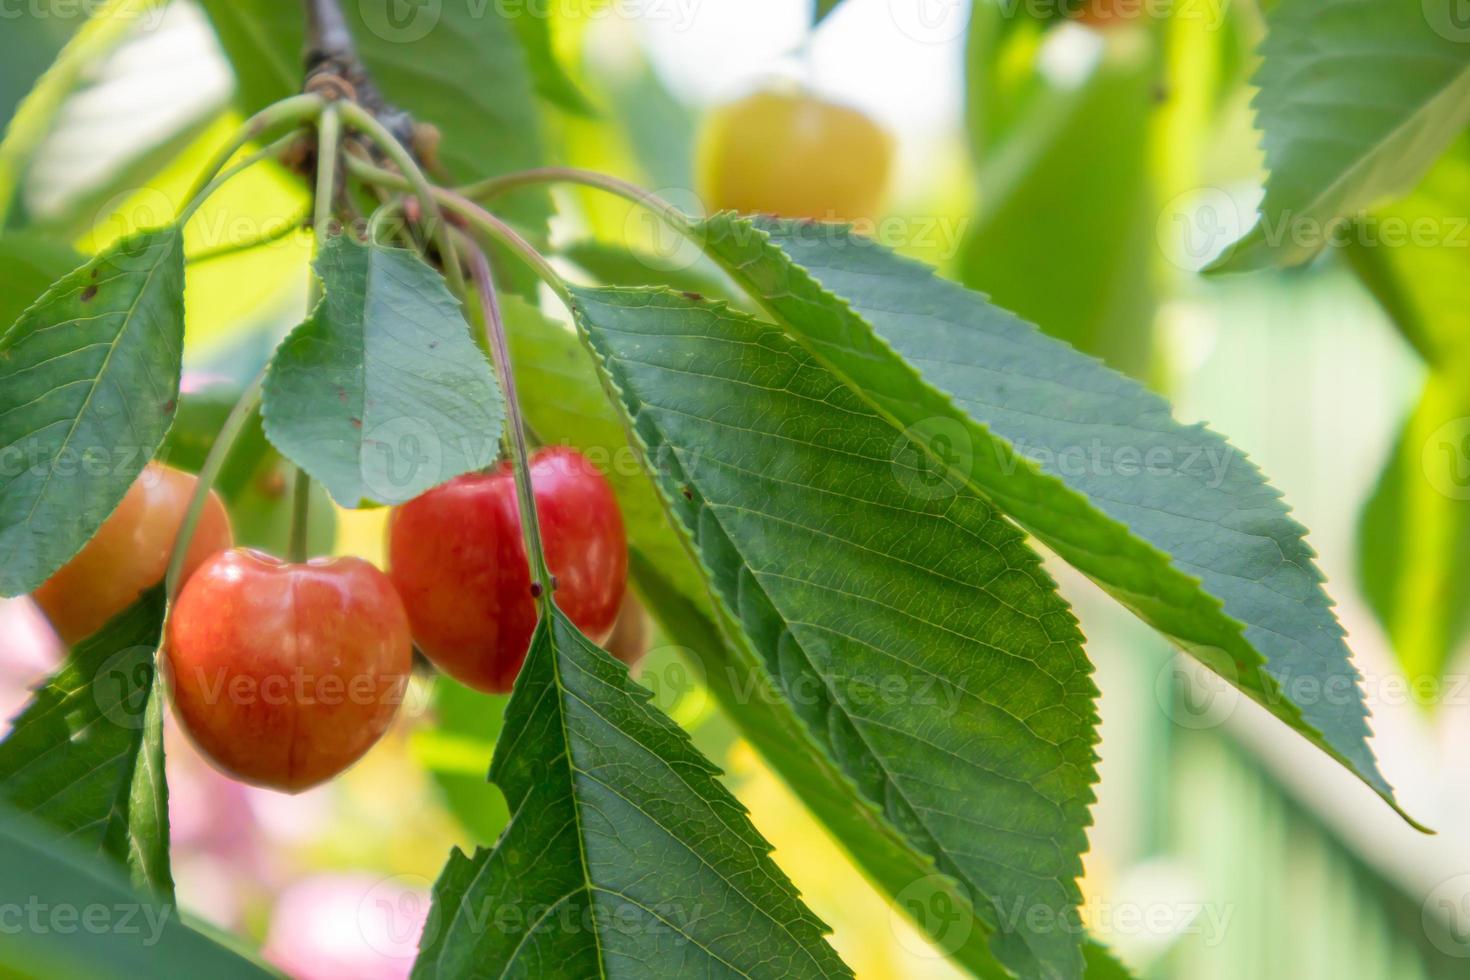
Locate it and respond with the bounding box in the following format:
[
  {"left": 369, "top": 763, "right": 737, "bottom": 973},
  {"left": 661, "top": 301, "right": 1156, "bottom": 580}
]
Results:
[{"left": 32, "top": 448, "right": 628, "bottom": 792}]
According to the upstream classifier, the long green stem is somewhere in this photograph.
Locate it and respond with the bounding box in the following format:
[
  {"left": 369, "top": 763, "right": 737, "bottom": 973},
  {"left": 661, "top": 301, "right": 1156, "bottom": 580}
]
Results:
[
  {"left": 458, "top": 166, "right": 693, "bottom": 234},
  {"left": 163, "top": 372, "right": 264, "bottom": 599},
  {"left": 180, "top": 128, "right": 309, "bottom": 224},
  {"left": 335, "top": 102, "right": 464, "bottom": 295},
  {"left": 288, "top": 469, "right": 312, "bottom": 564},
  {"left": 280, "top": 107, "right": 344, "bottom": 564},
  {"left": 186, "top": 209, "right": 309, "bottom": 265},
  {"left": 182, "top": 94, "right": 325, "bottom": 209},
  {"left": 464, "top": 243, "right": 552, "bottom": 604}
]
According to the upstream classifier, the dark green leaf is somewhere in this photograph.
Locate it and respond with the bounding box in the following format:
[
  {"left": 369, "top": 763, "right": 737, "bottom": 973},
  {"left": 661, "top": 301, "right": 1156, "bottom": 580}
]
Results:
[
  {"left": 1210, "top": 0, "right": 1470, "bottom": 271},
  {"left": 413, "top": 604, "right": 851, "bottom": 978},
  {"left": 813, "top": 0, "right": 843, "bottom": 26},
  {"left": 0, "top": 802, "right": 272, "bottom": 978},
  {"left": 697, "top": 214, "right": 1415, "bottom": 827},
  {"left": 572, "top": 287, "right": 1099, "bottom": 979},
  {"left": 261, "top": 236, "right": 504, "bottom": 507},
  {"left": 505, "top": 294, "right": 709, "bottom": 609},
  {"left": 632, "top": 554, "right": 1137, "bottom": 980},
  {"left": 0, "top": 226, "right": 185, "bottom": 596},
  {"left": 0, "top": 588, "right": 171, "bottom": 896},
  {"left": 1358, "top": 374, "right": 1470, "bottom": 686},
  {"left": 0, "top": 10, "right": 74, "bottom": 135}
]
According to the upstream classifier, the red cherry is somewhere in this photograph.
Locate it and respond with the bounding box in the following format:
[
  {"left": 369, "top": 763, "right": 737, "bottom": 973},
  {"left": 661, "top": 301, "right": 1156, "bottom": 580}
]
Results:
[
  {"left": 33, "top": 462, "right": 233, "bottom": 645},
  {"left": 165, "top": 548, "right": 413, "bottom": 793},
  {"left": 387, "top": 447, "right": 628, "bottom": 694}
]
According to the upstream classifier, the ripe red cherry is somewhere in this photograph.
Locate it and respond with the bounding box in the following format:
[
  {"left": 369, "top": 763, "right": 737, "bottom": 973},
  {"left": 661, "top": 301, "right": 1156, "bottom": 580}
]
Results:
[
  {"left": 387, "top": 447, "right": 628, "bottom": 694},
  {"left": 33, "top": 462, "right": 233, "bottom": 645},
  {"left": 165, "top": 548, "right": 413, "bottom": 793}
]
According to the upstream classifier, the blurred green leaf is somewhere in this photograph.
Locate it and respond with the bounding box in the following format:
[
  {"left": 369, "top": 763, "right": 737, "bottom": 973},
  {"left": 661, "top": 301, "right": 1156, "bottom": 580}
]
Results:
[
  {"left": 697, "top": 214, "right": 1416, "bottom": 828},
  {"left": 0, "top": 802, "right": 273, "bottom": 978},
  {"left": 559, "top": 238, "right": 735, "bottom": 300},
  {"left": 416, "top": 678, "right": 508, "bottom": 845},
  {"left": 0, "top": 9, "right": 74, "bottom": 134},
  {"left": 961, "top": 38, "right": 1159, "bottom": 377},
  {"left": 0, "top": 588, "right": 171, "bottom": 897},
  {"left": 505, "top": 8, "right": 593, "bottom": 115},
  {"left": 0, "top": 226, "right": 184, "bottom": 597},
  {"left": 0, "top": 232, "right": 81, "bottom": 328},
  {"left": 1358, "top": 373, "right": 1470, "bottom": 687},
  {"left": 262, "top": 237, "right": 504, "bottom": 508},
  {"left": 1211, "top": 0, "right": 1470, "bottom": 271},
  {"left": 413, "top": 605, "right": 851, "bottom": 978},
  {"left": 572, "top": 286, "right": 1099, "bottom": 979},
  {"left": 1343, "top": 134, "right": 1470, "bottom": 367}
]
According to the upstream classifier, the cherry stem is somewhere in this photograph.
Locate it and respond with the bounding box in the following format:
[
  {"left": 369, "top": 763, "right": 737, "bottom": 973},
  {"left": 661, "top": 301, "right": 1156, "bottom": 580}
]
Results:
[
  {"left": 335, "top": 102, "right": 464, "bottom": 296},
  {"left": 180, "top": 127, "right": 310, "bottom": 225},
  {"left": 458, "top": 166, "right": 693, "bottom": 235},
  {"left": 186, "top": 208, "right": 309, "bottom": 265},
  {"left": 462, "top": 240, "right": 553, "bottom": 603},
  {"left": 288, "top": 468, "right": 313, "bottom": 564},
  {"left": 182, "top": 94, "right": 325, "bottom": 213},
  {"left": 163, "top": 371, "right": 264, "bottom": 601},
  {"left": 345, "top": 157, "right": 573, "bottom": 303}
]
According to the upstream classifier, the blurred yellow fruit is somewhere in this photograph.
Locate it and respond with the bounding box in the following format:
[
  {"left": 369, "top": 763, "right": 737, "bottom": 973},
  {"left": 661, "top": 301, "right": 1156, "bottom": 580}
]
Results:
[{"left": 697, "top": 90, "right": 894, "bottom": 223}]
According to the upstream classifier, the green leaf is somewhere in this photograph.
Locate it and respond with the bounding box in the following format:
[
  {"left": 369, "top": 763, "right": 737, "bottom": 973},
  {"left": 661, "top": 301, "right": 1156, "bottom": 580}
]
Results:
[
  {"left": 1341, "top": 133, "right": 1470, "bottom": 367},
  {"left": 960, "top": 39, "right": 1158, "bottom": 378},
  {"left": 696, "top": 214, "right": 1416, "bottom": 828},
  {"left": 1358, "top": 373, "right": 1470, "bottom": 686},
  {"left": 195, "top": 0, "right": 550, "bottom": 230},
  {"left": 413, "top": 605, "right": 851, "bottom": 979},
  {"left": 261, "top": 236, "right": 504, "bottom": 508},
  {"left": 1210, "top": 0, "right": 1470, "bottom": 271},
  {"left": 631, "top": 554, "right": 1136, "bottom": 980},
  {"left": 572, "top": 287, "right": 1100, "bottom": 979},
  {"left": 0, "top": 232, "right": 81, "bottom": 330},
  {"left": 414, "top": 678, "right": 509, "bottom": 845},
  {"left": 0, "top": 587, "right": 172, "bottom": 896},
  {"left": 0, "top": 225, "right": 185, "bottom": 597},
  {"left": 506, "top": 8, "right": 594, "bottom": 115},
  {"left": 504, "top": 294, "right": 710, "bottom": 610},
  {"left": 560, "top": 238, "right": 736, "bottom": 301},
  {"left": 0, "top": 802, "right": 272, "bottom": 978},
  {"left": 813, "top": 0, "right": 844, "bottom": 26}
]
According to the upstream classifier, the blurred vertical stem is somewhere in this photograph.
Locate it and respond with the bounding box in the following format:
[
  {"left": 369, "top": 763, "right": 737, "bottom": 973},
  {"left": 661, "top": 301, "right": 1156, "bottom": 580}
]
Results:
[
  {"left": 163, "top": 373, "right": 264, "bottom": 599},
  {"left": 463, "top": 243, "right": 552, "bottom": 603},
  {"left": 284, "top": 105, "right": 343, "bottom": 563}
]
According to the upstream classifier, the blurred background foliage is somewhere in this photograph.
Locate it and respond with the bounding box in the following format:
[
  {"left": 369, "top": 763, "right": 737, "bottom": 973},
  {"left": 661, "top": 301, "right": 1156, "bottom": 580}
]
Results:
[{"left": 2, "top": 0, "right": 1469, "bottom": 977}]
